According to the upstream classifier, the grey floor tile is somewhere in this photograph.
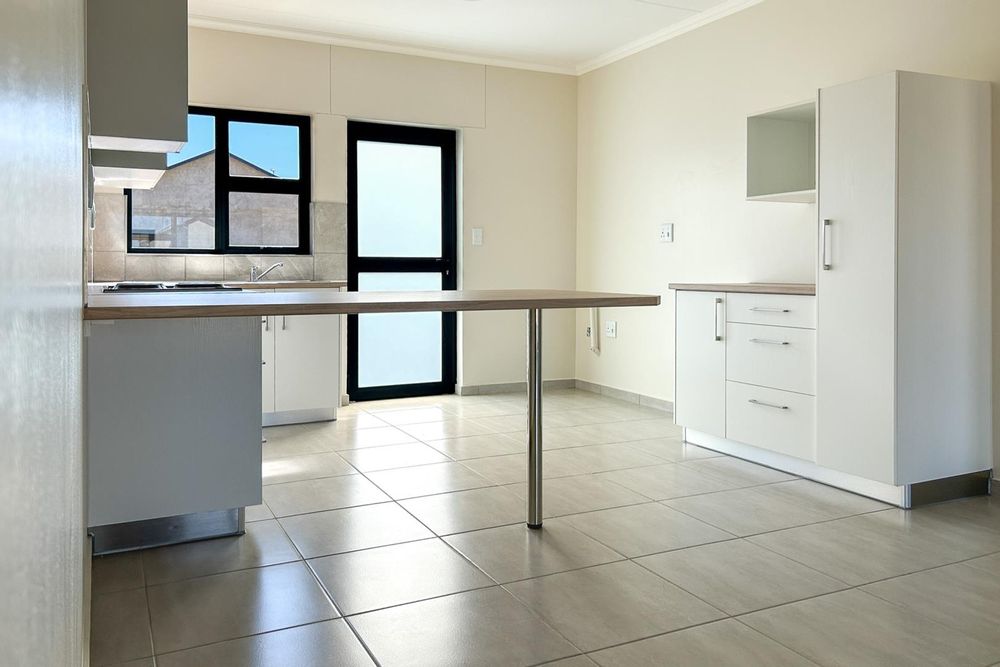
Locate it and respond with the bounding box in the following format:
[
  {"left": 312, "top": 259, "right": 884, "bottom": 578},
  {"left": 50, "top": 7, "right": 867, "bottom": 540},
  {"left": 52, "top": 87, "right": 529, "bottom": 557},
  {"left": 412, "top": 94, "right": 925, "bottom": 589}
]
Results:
[
  {"left": 596, "top": 462, "right": 739, "bottom": 500},
  {"left": 92, "top": 552, "right": 144, "bottom": 593},
  {"left": 400, "top": 485, "right": 526, "bottom": 535},
  {"left": 680, "top": 457, "right": 796, "bottom": 487},
  {"left": 401, "top": 419, "right": 497, "bottom": 441},
  {"left": 762, "top": 479, "right": 889, "bottom": 518},
  {"left": 262, "top": 475, "right": 389, "bottom": 517},
  {"left": 542, "top": 657, "right": 597, "bottom": 667},
  {"left": 862, "top": 560, "right": 1000, "bottom": 650},
  {"left": 309, "top": 538, "right": 493, "bottom": 614},
  {"left": 663, "top": 484, "right": 833, "bottom": 536},
  {"left": 556, "top": 442, "right": 669, "bottom": 474},
  {"left": 244, "top": 502, "right": 274, "bottom": 522},
  {"left": 749, "top": 509, "right": 1000, "bottom": 585},
  {"left": 280, "top": 503, "right": 433, "bottom": 558},
  {"left": 155, "top": 619, "right": 374, "bottom": 667},
  {"left": 261, "top": 452, "right": 355, "bottom": 485},
  {"left": 425, "top": 433, "right": 525, "bottom": 460},
  {"left": 90, "top": 588, "right": 153, "bottom": 666},
  {"left": 742, "top": 589, "right": 997, "bottom": 667},
  {"left": 444, "top": 520, "right": 624, "bottom": 583},
  {"left": 104, "top": 659, "right": 155, "bottom": 667},
  {"left": 370, "top": 406, "right": 451, "bottom": 425},
  {"left": 624, "top": 437, "right": 722, "bottom": 462},
  {"left": 505, "top": 561, "right": 723, "bottom": 652},
  {"left": 916, "top": 495, "right": 1000, "bottom": 534},
  {"left": 564, "top": 502, "right": 733, "bottom": 557},
  {"left": 146, "top": 561, "right": 337, "bottom": 654},
  {"left": 365, "top": 461, "right": 493, "bottom": 499},
  {"left": 261, "top": 427, "right": 333, "bottom": 460},
  {"left": 966, "top": 552, "right": 1000, "bottom": 575},
  {"left": 328, "top": 426, "right": 417, "bottom": 451},
  {"left": 141, "top": 519, "right": 301, "bottom": 586},
  {"left": 505, "top": 475, "right": 649, "bottom": 518},
  {"left": 351, "top": 587, "right": 577, "bottom": 666},
  {"left": 637, "top": 539, "right": 847, "bottom": 615},
  {"left": 339, "top": 442, "right": 450, "bottom": 471},
  {"left": 461, "top": 451, "right": 592, "bottom": 485},
  {"left": 590, "top": 619, "right": 816, "bottom": 666},
  {"left": 473, "top": 414, "right": 529, "bottom": 433}
]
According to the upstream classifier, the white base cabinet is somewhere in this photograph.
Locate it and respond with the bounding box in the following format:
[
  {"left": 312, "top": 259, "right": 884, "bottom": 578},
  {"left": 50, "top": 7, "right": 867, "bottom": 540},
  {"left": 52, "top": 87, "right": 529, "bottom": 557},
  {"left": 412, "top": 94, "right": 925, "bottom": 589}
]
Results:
[
  {"left": 674, "top": 291, "right": 726, "bottom": 438},
  {"left": 262, "top": 313, "right": 340, "bottom": 426}
]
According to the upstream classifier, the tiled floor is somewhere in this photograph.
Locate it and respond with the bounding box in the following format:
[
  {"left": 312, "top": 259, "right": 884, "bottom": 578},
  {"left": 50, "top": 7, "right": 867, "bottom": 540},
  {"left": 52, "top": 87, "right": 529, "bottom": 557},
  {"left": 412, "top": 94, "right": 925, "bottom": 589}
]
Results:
[{"left": 89, "top": 389, "right": 1000, "bottom": 666}]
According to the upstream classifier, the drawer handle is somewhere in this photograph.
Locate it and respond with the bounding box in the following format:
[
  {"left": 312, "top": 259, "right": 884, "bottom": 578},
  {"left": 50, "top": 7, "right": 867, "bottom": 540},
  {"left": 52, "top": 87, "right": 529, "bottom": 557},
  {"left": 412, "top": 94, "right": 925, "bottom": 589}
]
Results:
[
  {"left": 749, "top": 399, "right": 789, "bottom": 410},
  {"left": 749, "top": 338, "right": 790, "bottom": 346},
  {"left": 749, "top": 307, "right": 790, "bottom": 313}
]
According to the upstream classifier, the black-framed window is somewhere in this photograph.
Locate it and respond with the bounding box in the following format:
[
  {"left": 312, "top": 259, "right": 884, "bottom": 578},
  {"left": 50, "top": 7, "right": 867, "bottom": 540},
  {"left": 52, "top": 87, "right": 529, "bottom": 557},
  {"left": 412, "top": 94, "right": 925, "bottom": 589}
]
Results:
[{"left": 127, "top": 106, "right": 311, "bottom": 254}]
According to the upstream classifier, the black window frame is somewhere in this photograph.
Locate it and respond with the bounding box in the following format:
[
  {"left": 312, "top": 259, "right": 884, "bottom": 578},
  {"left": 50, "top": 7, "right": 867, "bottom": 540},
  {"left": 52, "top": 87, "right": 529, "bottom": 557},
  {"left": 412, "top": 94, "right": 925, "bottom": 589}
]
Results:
[{"left": 126, "top": 105, "right": 312, "bottom": 255}]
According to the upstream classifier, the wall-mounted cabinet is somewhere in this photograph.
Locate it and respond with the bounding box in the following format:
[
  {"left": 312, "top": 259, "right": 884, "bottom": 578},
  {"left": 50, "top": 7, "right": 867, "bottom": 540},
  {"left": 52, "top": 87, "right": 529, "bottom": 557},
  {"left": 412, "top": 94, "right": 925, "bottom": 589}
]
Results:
[
  {"left": 91, "top": 149, "right": 166, "bottom": 190},
  {"left": 746, "top": 101, "right": 816, "bottom": 203},
  {"left": 87, "top": 0, "right": 188, "bottom": 153}
]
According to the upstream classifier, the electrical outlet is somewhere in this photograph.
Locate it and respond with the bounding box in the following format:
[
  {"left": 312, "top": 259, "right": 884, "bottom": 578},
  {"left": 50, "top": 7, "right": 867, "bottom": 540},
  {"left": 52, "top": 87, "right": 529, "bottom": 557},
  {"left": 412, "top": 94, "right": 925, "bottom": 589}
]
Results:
[
  {"left": 658, "top": 223, "right": 674, "bottom": 243},
  {"left": 471, "top": 228, "right": 484, "bottom": 246},
  {"left": 604, "top": 320, "right": 617, "bottom": 338},
  {"left": 585, "top": 326, "right": 592, "bottom": 338}
]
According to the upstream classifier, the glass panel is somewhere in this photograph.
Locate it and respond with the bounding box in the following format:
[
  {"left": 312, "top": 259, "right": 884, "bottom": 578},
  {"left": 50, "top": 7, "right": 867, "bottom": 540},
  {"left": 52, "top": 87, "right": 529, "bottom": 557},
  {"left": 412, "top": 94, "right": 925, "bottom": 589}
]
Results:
[
  {"left": 358, "top": 272, "right": 442, "bottom": 388},
  {"left": 131, "top": 114, "right": 215, "bottom": 249},
  {"left": 229, "top": 121, "right": 300, "bottom": 179},
  {"left": 357, "top": 140, "right": 442, "bottom": 258},
  {"left": 228, "top": 192, "right": 299, "bottom": 248}
]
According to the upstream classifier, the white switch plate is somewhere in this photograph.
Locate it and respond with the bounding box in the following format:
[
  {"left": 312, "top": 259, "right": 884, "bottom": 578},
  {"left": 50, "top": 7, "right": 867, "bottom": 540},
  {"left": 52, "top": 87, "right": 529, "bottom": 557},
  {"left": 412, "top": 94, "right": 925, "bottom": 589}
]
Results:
[
  {"left": 604, "top": 320, "right": 617, "bottom": 338},
  {"left": 471, "top": 228, "right": 484, "bottom": 246},
  {"left": 659, "top": 223, "right": 674, "bottom": 243}
]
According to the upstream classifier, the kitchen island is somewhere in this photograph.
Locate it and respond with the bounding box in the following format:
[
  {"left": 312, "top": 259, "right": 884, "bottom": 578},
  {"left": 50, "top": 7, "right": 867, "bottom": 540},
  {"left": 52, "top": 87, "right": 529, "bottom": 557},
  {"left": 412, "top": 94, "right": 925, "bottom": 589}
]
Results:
[{"left": 86, "top": 289, "right": 660, "bottom": 551}]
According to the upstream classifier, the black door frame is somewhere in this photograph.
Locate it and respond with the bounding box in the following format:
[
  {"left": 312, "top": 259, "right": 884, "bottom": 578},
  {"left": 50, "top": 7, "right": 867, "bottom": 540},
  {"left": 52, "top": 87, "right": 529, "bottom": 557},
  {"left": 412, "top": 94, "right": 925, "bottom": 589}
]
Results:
[{"left": 347, "top": 120, "right": 458, "bottom": 402}]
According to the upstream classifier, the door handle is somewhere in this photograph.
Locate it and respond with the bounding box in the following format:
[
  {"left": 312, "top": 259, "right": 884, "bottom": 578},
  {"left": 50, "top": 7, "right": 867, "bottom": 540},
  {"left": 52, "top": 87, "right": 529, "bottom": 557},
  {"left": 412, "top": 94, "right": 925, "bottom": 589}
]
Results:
[
  {"left": 749, "top": 307, "right": 790, "bottom": 313},
  {"left": 263, "top": 317, "right": 269, "bottom": 332},
  {"left": 822, "top": 219, "right": 833, "bottom": 270},
  {"left": 749, "top": 338, "right": 790, "bottom": 346},
  {"left": 714, "top": 298, "right": 723, "bottom": 341},
  {"left": 749, "top": 399, "right": 789, "bottom": 410},
  {"left": 282, "top": 316, "right": 287, "bottom": 330}
]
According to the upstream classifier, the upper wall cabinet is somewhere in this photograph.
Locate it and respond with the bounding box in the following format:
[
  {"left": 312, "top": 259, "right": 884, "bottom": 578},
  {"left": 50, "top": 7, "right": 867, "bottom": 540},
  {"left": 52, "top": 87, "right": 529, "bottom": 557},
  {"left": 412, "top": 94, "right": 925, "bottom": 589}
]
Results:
[
  {"left": 87, "top": 0, "right": 188, "bottom": 153},
  {"left": 746, "top": 101, "right": 816, "bottom": 203}
]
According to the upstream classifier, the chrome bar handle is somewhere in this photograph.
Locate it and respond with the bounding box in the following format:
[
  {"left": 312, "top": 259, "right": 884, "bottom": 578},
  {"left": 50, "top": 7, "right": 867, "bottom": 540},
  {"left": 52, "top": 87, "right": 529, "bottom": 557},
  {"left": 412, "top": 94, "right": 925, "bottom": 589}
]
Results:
[
  {"left": 282, "top": 316, "right": 287, "bottom": 330},
  {"left": 262, "top": 316, "right": 269, "bottom": 332},
  {"left": 714, "top": 298, "right": 723, "bottom": 341},
  {"left": 749, "top": 399, "right": 789, "bottom": 410},
  {"left": 749, "top": 338, "right": 790, "bottom": 346},
  {"left": 749, "top": 306, "right": 790, "bottom": 313},
  {"left": 822, "top": 219, "right": 833, "bottom": 270}
]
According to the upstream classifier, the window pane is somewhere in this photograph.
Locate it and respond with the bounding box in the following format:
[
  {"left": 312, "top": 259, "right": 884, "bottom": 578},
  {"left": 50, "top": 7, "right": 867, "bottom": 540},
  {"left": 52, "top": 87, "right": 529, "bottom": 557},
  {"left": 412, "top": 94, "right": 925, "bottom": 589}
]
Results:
[
  {"left": 357, "top": 140, "right": 442, "bottom": 258},
  {"left": 131, "top": 114, "right": 215, "bottom": 249},
  {"left": 228, "top": 192, "right": 299, "bottom": 248},
  {"left": 229, "top": 121, "right": 300, "bottom": 180},
  {"left": 357, "top": 272, "right": 442, "bottom": 387}
]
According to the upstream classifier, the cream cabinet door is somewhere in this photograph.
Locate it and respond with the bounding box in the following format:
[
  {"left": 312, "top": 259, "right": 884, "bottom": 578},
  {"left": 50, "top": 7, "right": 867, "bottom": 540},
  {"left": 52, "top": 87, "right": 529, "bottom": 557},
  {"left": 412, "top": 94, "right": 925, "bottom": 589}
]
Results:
[
  {"left": 261, "top": 316, "right": 275, "bottom": 413},
  {"left": 274, "top": 314, "right": 340, "bottom": 412},
  {"left": 674, "top": 291, "right": 726, "bottom": 438}
]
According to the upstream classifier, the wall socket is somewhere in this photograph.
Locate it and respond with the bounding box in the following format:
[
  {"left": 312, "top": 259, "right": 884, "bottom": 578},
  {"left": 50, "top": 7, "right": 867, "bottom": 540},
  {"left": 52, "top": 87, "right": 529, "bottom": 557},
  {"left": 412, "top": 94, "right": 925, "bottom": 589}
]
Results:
[
  {"left": 604, "top": 320, "right": 617, "bottom": 338},
  {"left": 658, "top": 223, "right": 674, "bottom": 243},
  {"left": 471, "top": 228, "right": 484, "bottom": 246}
]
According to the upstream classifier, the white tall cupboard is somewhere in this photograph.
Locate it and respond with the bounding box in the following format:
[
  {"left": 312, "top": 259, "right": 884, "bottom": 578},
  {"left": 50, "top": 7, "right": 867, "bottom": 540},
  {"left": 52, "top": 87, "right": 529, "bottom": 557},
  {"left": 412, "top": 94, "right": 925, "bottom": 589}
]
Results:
[
  {"left": 816, "top": 71, "right": 991, "bottom": 493},
  {"left": 262, "top": 313, "right": 341, "bottom": 426}
]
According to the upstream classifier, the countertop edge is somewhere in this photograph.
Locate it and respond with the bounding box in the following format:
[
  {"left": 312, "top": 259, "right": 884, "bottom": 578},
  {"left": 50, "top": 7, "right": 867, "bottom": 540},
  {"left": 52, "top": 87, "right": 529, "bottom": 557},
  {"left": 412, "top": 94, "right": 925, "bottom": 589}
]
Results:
[{"left": 668, "top": 283, "right": 816, "bottom": 296}]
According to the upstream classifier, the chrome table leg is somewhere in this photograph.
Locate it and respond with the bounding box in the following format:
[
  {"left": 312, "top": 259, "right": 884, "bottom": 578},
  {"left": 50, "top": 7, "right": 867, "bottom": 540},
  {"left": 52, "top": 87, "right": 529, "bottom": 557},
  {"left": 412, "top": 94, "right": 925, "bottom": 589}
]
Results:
[{"left": 527, "top": 308, "right": 543, "bottom": 528}]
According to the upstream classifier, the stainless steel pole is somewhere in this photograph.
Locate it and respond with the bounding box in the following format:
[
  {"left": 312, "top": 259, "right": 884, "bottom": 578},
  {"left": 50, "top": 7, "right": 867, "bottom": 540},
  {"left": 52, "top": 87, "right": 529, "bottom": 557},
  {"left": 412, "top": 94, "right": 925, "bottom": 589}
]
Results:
[{"left": 527, "top": 308, "right": 543, "bottom": 528}]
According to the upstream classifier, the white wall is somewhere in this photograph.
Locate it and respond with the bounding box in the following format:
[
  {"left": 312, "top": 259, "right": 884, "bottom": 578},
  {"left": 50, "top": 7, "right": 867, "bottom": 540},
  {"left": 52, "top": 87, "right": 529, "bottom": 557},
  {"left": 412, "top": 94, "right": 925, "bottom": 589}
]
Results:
[
  {"left": 188, "top": 28, "right": 579, "bottom": 388},
  {"left": 0, "top": 1, "right": 86, "bottom": 664},
  {"left": 574, "top": 0, "right": 1000, "bottom": 449}
]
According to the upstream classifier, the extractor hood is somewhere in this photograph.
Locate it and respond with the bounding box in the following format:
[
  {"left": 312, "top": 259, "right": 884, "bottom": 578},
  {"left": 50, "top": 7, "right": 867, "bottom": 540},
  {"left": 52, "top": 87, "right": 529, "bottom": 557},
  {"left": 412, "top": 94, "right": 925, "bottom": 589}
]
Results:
[{"left": 91, "top": 149, "right": 166, "bottom": 190}]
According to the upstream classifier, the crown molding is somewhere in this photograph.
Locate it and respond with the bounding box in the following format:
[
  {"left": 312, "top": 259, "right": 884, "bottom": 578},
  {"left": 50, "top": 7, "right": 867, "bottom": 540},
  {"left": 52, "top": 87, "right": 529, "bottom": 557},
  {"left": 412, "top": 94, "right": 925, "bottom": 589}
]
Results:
[{"left": 574, "top": 0, "right": 766, "bottom": 75}]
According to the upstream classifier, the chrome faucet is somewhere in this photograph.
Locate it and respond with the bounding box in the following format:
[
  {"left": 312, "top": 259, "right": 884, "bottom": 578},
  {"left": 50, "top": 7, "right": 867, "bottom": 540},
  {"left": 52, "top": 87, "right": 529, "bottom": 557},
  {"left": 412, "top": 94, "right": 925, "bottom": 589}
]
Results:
[{"left": 249, "top": 262, "right": 284, "bottom": 282}]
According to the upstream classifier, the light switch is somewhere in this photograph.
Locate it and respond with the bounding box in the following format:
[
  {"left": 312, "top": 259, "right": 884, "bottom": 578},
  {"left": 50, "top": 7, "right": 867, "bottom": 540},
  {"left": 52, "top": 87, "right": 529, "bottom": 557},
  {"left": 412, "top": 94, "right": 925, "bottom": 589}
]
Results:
[
  {"left": 604, "top": 320, "right": 617, "bottom": 338},
  {"left": 658, "top": 223, "right": 674, "bottom": 243},
  {"left": 471, "top": 228, "right": 484, "bottom": 246}
]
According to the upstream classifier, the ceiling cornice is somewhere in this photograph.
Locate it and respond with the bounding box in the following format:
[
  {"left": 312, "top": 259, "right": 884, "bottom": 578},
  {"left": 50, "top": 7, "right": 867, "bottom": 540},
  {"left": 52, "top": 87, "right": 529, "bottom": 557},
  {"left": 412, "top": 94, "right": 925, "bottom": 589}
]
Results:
[{"left": 189, "top": 0, "right": 766, "bottom": 78}]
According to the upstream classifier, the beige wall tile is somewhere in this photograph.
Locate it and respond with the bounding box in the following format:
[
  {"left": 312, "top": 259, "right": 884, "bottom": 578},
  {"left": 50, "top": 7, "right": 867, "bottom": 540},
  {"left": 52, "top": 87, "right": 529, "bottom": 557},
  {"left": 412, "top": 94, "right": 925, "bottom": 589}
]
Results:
[
  {"left": 185, "top": 255, "right": 225, "bottom": 281},
  {"left": 313, "top": 115, "right": 347, "bottom": 202},
  {"left": 94, "top": 192, "right": 126, "bottom": 252},
  {"left": 313, "top": 202, "right": 347, "bottom": 253},
  {"left": 125, "top": 255, "right": 185, "bottom": 281},
  {"left": 93, "top": 251, "right": 125, "bottom": 282},
  {"left": 314, "top": 253, "right": 347, "bottom": 281},
  {"left": 224, "top": 255, "right": 314, "bottom": 281}
]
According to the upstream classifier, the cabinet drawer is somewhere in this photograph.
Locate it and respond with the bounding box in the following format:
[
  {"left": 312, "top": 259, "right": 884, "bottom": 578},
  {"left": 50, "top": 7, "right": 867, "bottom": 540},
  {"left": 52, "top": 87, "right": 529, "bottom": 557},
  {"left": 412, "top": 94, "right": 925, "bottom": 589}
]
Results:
[
  {"left": 726, "top": 382, "right": 815, "bottom": 462},
  {"left": 726, "top": 293, "right": 815, "bottom": 329},
  {"left": 726, "top": 323, "right": 815, "bottom": 395}
]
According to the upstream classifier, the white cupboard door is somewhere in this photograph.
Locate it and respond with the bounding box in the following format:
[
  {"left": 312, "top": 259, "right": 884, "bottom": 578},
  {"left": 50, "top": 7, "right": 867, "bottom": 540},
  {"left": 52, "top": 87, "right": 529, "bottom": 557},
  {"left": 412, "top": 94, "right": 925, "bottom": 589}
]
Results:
[
  {"left": 674, "top": 291, "right": 726, "bottom": 438},
  {"left": 274, "top": 314, "right": 340, "bottom": 412},
  {"left": 261, "top": 316, "right": 275, "bottom": 413},
  {"left": 815, "top": 72, "right": 897, "bottom": 484}
]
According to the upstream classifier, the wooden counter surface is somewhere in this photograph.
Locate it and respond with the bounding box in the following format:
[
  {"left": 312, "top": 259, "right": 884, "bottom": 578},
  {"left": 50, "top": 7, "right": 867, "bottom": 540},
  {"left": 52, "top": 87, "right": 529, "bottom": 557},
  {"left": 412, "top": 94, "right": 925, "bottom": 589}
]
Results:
[
  {"left": 224, "top": 280, "right": 347, "bottom": 290},
  {"left": 84, "top": 289, "right": 661, "bottom": 321},
  {"left": 668, "top": 283, "right": 815, "bottom": 296}
]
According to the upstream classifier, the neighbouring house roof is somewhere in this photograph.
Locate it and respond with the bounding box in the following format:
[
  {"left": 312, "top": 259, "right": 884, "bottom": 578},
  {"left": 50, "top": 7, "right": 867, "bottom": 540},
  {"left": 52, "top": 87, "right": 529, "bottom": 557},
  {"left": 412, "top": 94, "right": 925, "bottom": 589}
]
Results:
[{"left": 167, "top": 149, "right": 278, "bottom": 177}]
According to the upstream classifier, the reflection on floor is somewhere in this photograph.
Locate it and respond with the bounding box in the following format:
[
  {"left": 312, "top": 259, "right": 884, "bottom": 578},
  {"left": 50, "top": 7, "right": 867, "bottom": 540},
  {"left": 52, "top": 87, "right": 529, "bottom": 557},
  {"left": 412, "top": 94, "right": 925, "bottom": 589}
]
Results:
[{"left": 90, "top": 389, "right": 1000, "bottom": 666}]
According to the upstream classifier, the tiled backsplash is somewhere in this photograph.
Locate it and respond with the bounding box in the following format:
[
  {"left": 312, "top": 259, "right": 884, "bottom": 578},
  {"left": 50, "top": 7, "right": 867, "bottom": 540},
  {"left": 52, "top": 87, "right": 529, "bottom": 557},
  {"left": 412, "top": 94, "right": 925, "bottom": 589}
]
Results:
[{"left": 89, "top": 194, "right": 348, "bottom": 282}]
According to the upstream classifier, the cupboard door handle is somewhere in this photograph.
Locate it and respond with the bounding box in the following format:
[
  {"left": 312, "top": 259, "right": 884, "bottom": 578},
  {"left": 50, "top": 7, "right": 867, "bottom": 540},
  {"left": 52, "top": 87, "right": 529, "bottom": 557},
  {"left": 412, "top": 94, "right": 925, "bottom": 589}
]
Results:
[
  {"left": 263, "top": 317, "right": 269, "bottom": 332},
  {"left": 749, "top": 338, "right": 790, "bottom": 346},
  {"left": 749, "top": 399, "right": 789, "bottom": 410},
  {"left": 822, "top": 219, "right": 833, "bottom": 270},
  {"left": 714, "top": 298, "right": 723, "bottom": 341},
  {"left": 282, "top": 316, "right": 287, "bottom": 330},
  {"left": 749, "top": 307, "right": 790, "bottom": 313}
]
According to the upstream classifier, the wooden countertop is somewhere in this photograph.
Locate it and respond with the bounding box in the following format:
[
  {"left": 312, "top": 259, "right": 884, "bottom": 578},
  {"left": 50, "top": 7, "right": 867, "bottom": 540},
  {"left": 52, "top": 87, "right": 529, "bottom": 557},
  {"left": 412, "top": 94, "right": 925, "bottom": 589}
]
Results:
[
  {"left": 224, "top": 280, "right": 347, "bottom": 290},
  {"left": 83, "top": 289, "right": 661, "bottom": 321},
  {"left": 668, "top": 283, "right": 815, "bottom": 296}
]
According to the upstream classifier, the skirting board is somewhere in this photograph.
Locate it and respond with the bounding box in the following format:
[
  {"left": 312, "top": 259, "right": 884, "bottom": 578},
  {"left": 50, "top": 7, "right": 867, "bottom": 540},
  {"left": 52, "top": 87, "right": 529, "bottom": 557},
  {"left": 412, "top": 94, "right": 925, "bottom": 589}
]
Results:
[
  {"left": 263, "top": 407, "right": 337, "bottom": 427},
  {"left": 575, "top": 379, "right": 674, "bottom": 413},
  {"left": 457, "top": 379, "right": 575, "bottom": 396}
]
